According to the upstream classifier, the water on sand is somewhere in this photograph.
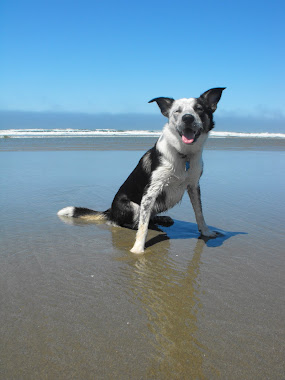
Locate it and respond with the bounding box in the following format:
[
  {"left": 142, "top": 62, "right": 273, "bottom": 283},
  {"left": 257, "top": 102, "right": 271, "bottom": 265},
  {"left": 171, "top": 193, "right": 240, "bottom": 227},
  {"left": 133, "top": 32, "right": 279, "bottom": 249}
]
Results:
[{"left": 1, "top": 141, "right": 285, "bottom": 379}]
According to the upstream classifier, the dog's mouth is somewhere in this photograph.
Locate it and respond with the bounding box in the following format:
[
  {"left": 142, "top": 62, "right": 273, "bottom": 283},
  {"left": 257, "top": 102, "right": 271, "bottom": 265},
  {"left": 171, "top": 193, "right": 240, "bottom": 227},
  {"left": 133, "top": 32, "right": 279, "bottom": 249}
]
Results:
[{"left": 179, "top": 128, "right": 201, "bottom": 144}]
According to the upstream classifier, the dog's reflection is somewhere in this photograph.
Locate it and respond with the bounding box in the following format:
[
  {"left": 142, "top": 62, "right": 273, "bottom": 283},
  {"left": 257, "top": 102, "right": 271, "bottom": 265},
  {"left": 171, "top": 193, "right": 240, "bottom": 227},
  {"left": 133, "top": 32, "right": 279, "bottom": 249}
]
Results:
[
  {"left": 58, "top": 214, "right": 245, "bottom": 376},
  {"left": 118, "top": 236, "right": 208, "bottom": 377}
]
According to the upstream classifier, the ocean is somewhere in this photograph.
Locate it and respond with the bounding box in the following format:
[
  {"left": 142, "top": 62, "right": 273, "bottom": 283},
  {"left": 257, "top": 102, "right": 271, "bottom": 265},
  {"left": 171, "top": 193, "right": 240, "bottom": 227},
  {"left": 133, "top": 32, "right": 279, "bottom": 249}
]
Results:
[
  {"left": 1, "top": 128, "right": 285, "bottom": 152},
  {"left": 1, "top": 128, "right": 285, "bottom": 138}
]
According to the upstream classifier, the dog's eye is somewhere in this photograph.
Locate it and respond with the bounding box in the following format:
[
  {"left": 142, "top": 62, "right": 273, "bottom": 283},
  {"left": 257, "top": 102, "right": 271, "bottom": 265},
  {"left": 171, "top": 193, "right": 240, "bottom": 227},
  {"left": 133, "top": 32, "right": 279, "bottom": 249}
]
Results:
[
  {"left": 195, "top": 105, "right": 203, "bottom": 112},
  {"left": 174, "top": 109, "right": 181, "bottom": 113}
]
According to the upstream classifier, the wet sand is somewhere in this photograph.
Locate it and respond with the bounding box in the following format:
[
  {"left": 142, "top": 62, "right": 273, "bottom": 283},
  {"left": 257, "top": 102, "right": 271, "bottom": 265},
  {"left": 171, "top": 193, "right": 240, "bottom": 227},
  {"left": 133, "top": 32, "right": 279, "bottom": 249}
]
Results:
[{"left": 1, "top": 146, "right": 285, "bottom": 379}]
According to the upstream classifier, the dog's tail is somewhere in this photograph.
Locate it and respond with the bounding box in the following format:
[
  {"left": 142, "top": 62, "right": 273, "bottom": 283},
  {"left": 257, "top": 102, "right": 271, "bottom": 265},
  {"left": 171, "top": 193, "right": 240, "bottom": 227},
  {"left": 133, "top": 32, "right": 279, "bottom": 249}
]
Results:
[{"left": 57, "top": 206, "right": 109, "bottom": 222}]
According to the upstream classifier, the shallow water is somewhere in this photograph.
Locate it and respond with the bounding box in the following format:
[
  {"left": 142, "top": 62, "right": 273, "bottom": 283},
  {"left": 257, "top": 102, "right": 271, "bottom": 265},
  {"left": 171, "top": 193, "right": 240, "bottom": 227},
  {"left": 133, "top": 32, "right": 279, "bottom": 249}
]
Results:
[{"left": 1, "top": 149, "right": 285, "bottom": 379}]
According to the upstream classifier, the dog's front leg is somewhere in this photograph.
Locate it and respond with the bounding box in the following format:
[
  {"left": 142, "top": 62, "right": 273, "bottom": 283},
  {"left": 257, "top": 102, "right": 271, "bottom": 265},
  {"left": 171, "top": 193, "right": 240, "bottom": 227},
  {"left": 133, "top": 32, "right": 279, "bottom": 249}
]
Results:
[
  {"left": 130, "top": 195, "right": 155, "bottom": 254},
  {"left": 130, "top": 183, "right": 162, "bottom": 254},
  {"left": 187, "top": 184, "right": 217, "bottom": 238}
]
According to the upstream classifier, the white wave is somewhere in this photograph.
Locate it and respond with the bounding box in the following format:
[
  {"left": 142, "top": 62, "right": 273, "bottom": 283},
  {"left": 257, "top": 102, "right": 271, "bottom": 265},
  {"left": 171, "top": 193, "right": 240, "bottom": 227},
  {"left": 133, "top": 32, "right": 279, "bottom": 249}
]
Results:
[
  {"left": 0, "top": 129, "right": 285, "bottom": 139},
  {"left": 0, "top": 129, "right": 161, "bottom": 138},
  {"left": 210, "top": 131, "right": 285, "bottom": 139}
]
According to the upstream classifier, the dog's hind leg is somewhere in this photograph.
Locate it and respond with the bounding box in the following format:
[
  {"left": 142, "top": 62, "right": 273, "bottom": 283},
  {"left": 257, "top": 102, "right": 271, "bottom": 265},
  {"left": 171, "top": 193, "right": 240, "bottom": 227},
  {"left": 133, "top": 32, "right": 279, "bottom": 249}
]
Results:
[
  {"left": 151, "top": 215, "right": 174, "bottom": 227},
  {"left": 187, "top": 185, "right": 217, "bottom": 238}
]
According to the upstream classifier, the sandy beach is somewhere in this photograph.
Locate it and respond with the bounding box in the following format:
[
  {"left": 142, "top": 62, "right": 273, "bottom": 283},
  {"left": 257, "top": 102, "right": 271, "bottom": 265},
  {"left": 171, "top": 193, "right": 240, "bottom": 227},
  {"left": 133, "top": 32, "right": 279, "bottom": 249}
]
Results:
[{"left": 1, "top": 138, "right": 285, "bottom": 379}]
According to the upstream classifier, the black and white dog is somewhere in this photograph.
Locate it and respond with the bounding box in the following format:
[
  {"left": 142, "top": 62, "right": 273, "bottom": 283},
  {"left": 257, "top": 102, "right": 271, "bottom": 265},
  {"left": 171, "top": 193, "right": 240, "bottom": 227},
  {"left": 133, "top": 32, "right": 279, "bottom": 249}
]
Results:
[{"left": 58, "top": 87, "right": 225, "bottom": 253}]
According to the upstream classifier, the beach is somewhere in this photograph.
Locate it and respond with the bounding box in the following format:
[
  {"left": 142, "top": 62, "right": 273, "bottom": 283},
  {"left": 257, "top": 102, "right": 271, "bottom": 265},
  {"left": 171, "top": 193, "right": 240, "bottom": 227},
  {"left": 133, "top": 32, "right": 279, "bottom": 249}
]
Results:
[{"left": 1, "top": 136, "right": 285, "bottom": 379}]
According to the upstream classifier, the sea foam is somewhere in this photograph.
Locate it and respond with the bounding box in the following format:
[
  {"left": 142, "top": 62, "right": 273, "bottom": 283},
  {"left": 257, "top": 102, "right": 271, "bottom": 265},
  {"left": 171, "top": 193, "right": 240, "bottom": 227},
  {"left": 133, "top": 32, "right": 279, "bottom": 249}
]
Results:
[{"left": 0, "top": 129, "right": 285, "bottom": 139}]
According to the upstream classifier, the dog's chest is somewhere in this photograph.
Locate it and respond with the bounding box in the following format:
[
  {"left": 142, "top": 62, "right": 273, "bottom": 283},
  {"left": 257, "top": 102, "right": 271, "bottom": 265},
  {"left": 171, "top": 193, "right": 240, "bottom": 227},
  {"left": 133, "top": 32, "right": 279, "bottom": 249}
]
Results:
[
  {"left": 161, "top": 159, "right": 202, "bottom": 208},
  {"left": 163, "top": 178, "right": 186, "bottom": 208}
]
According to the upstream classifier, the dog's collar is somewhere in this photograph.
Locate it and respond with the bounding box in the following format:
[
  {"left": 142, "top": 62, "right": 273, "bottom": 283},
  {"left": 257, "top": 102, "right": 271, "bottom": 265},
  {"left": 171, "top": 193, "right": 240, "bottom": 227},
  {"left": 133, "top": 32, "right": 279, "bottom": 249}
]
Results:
[
  {"left": 178, "top": 153, "right": 190, "bottom": 171},
  {"left": 185, "top": 161, "right": 190, "bottom": 171}
]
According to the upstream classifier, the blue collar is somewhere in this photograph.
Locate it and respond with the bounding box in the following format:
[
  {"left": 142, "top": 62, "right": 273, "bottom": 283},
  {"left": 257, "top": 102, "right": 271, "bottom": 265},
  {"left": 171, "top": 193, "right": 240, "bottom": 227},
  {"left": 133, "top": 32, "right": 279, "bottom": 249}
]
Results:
[
  {"left": 185, "top": 160, "right": 190, "bottom": 171},
  {"left": 178, "top": 153, "right": 190, "bottom": 171}
]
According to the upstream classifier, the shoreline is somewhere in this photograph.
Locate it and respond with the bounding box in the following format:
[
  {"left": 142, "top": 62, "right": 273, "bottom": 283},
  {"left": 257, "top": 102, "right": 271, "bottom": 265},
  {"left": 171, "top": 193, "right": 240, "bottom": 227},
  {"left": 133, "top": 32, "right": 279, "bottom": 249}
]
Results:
[{"left": 1, "top": 136, "right": 285, "bottom": 152}]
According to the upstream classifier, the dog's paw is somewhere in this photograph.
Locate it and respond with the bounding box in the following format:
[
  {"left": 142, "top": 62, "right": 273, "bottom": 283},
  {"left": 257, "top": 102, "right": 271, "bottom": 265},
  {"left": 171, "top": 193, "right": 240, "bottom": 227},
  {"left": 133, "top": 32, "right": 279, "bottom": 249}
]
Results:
[
  {"left": 130, "top": 245, "right": 145, "bottom": 254},
  {"left": 200, "top": 228, "right": 218, "bottom": 238},
  {"left": 152, "top": 215, "right": 174, "bottom": 227}
]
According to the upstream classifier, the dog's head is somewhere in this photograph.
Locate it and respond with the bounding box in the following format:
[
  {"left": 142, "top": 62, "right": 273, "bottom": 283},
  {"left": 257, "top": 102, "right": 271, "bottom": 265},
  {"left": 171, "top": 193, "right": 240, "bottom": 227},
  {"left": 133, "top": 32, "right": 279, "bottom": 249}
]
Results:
[{"left": 149, "top": 88, "right": 225, "bottom": 145}]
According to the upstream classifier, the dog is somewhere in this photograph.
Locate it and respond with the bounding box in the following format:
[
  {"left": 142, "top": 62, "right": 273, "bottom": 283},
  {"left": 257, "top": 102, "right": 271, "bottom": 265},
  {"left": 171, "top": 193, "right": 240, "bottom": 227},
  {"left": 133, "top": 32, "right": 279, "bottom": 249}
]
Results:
[{"left": 58, "top": 87, "right": 225, "bottom": 254}]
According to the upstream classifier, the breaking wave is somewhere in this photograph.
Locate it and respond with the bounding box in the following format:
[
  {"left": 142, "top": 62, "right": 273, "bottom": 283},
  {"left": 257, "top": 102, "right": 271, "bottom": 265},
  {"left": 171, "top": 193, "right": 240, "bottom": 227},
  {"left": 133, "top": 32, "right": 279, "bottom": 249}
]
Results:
[{"left": 1, "top": 129, "right": 285, "bottom": 139}]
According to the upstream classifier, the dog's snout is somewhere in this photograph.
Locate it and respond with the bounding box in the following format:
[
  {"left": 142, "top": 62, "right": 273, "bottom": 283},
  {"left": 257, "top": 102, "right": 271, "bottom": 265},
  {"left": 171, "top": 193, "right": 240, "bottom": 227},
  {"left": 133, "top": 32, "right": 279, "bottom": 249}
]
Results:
[{"left": 182, "top": 114, "right": 194, "bottom": 124}]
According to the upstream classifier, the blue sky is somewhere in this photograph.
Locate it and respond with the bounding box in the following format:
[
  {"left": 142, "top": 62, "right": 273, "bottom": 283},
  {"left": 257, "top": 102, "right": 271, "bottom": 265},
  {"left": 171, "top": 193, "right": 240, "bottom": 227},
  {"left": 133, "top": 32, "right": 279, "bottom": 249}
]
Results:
[{"left": 0, "top": 0, "right": 285, "bottom": 131}]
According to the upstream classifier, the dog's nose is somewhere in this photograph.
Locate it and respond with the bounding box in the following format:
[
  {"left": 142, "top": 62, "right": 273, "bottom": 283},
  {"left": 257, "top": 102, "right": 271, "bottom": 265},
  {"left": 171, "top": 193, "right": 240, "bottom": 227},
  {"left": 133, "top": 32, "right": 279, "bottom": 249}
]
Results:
[{"left": 182, "top": 114, "right": 194, "bottom": 124}]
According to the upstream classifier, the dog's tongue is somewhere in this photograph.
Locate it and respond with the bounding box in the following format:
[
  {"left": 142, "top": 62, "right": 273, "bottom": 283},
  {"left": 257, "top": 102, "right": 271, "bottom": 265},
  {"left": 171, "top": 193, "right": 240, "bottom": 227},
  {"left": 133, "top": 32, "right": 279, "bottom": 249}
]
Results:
[{"left": 182, "top": 130, "right": 195, "bottom": 144}]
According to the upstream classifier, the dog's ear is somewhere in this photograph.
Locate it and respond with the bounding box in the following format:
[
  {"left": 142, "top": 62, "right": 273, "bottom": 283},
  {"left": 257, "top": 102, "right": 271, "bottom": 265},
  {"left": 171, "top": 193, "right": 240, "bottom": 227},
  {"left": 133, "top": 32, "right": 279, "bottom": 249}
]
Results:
[
  {"left": 148, "top": 97, "right": 175, "bottom": 117},
  {"left": 200, "top": 88, "right": 226, "bottom": 112}
]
